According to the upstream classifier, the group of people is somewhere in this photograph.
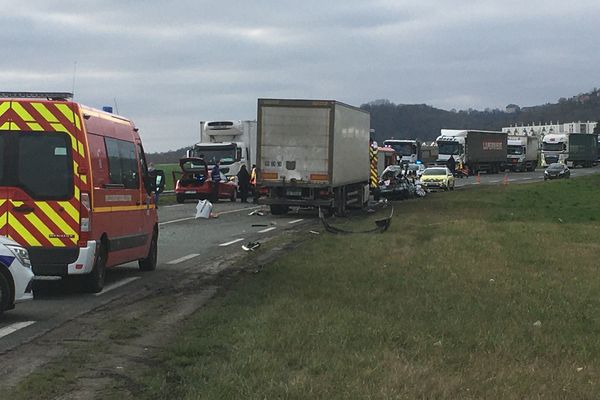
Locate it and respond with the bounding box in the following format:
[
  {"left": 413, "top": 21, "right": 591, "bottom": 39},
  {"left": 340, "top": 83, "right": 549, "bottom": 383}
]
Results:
[{"left": 210, "top": 160, "right": 257, "bottom": 203}]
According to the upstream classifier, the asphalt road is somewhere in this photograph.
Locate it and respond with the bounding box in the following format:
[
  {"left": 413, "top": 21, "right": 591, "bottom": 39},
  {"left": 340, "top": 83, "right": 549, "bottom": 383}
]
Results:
[
  {"left": 0, "top": 200, "right": 317, "bottom": 353},
  {"left": 1, "top": 165, "right": 599, "bottom": 351}
]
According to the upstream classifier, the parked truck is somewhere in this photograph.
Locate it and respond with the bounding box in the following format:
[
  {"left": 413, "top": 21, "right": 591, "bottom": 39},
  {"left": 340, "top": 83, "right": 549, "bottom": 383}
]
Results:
[
  {"left": 436, "top": 130, "right": 507, "bottom": 174},
  {"left": 257, "top": 99, "right": 371, "bottom": 215},
  {"left": 188, "top": 120, "right": 257, "bottom": 182},
  {"left": 382, "top": 139, "right": 421, "bottom": 164},
  {"left": 506, "top": 135, "right": 539, "bottom": 172},
  {"left": 568, "top": 133, "right": 597, "bottom": 168},
  {"left": 540, "top": 133, "right": 568, "bottom": 167}
]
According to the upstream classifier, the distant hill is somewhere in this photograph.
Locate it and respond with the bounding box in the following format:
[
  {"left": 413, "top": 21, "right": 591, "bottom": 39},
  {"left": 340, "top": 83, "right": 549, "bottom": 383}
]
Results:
[
  {"left": 147, "top": 88, "right": 600, "bottom": 162},
  {"left": 147, "top": 146, "right": 190, "bottom": 164},
  {"left": 361, "top": 88, "right": 600, "bottom": 143}
]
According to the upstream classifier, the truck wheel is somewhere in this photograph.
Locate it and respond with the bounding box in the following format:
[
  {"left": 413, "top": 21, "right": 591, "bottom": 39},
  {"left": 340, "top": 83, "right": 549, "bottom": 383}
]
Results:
[
  {"left": 270, "top": 205, "right": 289, "bottom": 215},
  {"left": 84, "top": 244, "right": 106, "bottom": 293},
  {"left": 176, "top": 194, "right": 185, "bottom": 204},
  {"left": 139, "top": 228, "right": 158, "bottom": 271},
  {"left": 0, "top": 272, "right": 10, "bottom": 315}
]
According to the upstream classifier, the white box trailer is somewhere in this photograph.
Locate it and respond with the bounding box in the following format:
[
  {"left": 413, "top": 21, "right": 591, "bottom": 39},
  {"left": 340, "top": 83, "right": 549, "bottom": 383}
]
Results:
[
  {"left": 257, "top": 99, "right": 370, "bottom": 215},
  {"left": 506, "top": 135, "right": 539, "bottom": 172}
]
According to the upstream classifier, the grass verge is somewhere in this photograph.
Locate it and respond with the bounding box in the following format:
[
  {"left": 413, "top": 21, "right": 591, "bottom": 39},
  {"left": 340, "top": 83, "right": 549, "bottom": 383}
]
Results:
[{"left": 141, "top": 175, "right": 600, "bottom": 399}]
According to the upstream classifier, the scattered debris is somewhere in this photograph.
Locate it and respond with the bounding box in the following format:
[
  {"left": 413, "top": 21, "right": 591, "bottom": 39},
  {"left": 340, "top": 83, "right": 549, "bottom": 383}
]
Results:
[
  {"left": 242, "top": 241, "right": 261, "bottom": 252},
  {"left": 248, "top": 209, "right": 265, "bottom": 216},
  {"left": 577, "top": 367, "right": 584, "bottom": 372},
  {"left": 533, "top": 320, "right": 542, "bottom": 328},
  {"left": 489, "top": 278, "right": 495, "bottom": 283},
  {"left": 558, "top": 218, "right": 564, "bottom": 223},
  {"left": 433, "top": 340, "right": 442, "bottom": 347},
  {"left": 320, "top": 206, "right": 394, "bottom": 234},
  {"left": 309, "top": 230, "right": 320, "bottom": 235},
  {"left": 252, "top": 224, "right": 269, "bottom": 227}
]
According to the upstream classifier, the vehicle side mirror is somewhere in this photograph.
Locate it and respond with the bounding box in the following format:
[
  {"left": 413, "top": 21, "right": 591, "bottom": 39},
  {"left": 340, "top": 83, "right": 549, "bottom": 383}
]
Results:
[{"left": 154, "top": 170, "right": 166, "bottom": 194}]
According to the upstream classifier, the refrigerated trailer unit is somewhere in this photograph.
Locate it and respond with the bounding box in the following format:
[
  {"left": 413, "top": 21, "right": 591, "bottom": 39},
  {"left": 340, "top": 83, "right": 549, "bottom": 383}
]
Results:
[{"left": 257, "top": 99, "right": 370, "bottom": 215}]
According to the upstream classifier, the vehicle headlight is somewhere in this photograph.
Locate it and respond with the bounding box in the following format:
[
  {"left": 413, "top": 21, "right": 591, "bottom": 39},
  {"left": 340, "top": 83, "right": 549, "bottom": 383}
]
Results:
[{"left": 5, "top": 244, "right": 31, "bottom": 268}]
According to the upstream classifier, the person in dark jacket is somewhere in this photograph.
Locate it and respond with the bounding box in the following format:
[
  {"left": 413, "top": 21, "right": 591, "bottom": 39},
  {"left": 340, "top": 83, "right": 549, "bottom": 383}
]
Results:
[
  {"left": 447, "top": 155, "right": 456, "bottom": 175},
  {"left": 237, "top": 164, "right": 251, "bottom": 203},
  {"left": 210, "top": 160, "right": 221, "bottom": 202}
]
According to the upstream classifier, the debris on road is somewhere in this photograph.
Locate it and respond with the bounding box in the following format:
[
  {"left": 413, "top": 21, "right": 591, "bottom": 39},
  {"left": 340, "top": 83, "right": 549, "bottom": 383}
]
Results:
[
  {"left": 242, "top": 241, "right": 261, "bottom": 251},
  {"left": 248, "top": 209, "right": 265, "bottom": 216},
  {"left": 195, "top": 200, "right": 213, "bottom": 219},
  {"left": 309, "top": 230, "right": 320, "bottom": 235}
]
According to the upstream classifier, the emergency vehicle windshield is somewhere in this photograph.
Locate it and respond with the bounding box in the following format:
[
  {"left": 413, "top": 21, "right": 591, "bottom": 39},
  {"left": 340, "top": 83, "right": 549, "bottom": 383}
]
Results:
[
  {"left": 384, "top": 142, "right": 414, "bottom": 156},
  {"left": 0, "top": 131, "right": 73, "bottom": 199}
]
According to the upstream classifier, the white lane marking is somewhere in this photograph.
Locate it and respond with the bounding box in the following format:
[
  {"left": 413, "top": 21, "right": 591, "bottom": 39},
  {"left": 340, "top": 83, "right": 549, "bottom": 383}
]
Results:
[
  {"left": 95, "top": 277, "right": 140, "bottom": 296},
  {"left": 167, "top": 254, "right": 200, "bottom": 265},
  {"left": 159, "top": 216, "right": 196, "bottom": 226},
  {"left": 159, "top": 206, "right": 262, "bottom": 226},
  {"left": 523, "top": 177, "right": 533, "bottom": 180},
  {"left": 219, "top": 238, "right": 245, "bottom": 247},
  {"left": 0, "top": 321, "right": 35, "bottom": 339},
  {"left": 288, "top": 219, "right": 304, "bottom": 224},
  {"left": 164, "top": 204, "right": 184, "bottom": 208},
  {"left": 489, "top": 180, "right": 500, "bottom": 183},
  {"left": 258, "top": 227, "right": 277, "bottom": 233}
]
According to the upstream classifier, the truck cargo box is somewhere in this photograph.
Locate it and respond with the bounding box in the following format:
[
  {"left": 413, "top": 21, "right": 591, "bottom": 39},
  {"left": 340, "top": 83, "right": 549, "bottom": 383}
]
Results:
[
  {"left": 465, "top": 131, "right": 507, "bottom": 163},
  {"left": 257, "top": 99, "right": 370, "bottom": 187},
  {"left": 569, "top": 133, "right": 597, "bottom": 162}
]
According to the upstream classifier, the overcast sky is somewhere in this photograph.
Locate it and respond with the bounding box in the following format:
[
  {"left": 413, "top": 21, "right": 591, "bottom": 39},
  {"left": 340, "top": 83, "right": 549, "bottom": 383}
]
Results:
[{"left": 2, "top": 1, "right": 599, "bottom": 152}]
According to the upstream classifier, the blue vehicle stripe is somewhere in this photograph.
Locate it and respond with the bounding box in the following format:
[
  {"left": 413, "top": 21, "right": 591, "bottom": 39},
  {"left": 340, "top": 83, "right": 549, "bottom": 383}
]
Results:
[{"left": 0, "top": 255, "right": 16, "bottom": 266}]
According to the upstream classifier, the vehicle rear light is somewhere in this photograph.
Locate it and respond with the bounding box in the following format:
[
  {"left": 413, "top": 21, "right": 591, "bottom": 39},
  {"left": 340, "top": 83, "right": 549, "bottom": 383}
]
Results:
[
  {"left": 261, "top": 172, "right": 278, "bottom": 180},
  {"left": 310, "top": 173, "right": 329, "bottom": 181},
  {"left": 80, "top": 192, "right": 91, "bottom": 242},
  {"left": 81, "top": 192, "right": 91, "bottom": 211}
]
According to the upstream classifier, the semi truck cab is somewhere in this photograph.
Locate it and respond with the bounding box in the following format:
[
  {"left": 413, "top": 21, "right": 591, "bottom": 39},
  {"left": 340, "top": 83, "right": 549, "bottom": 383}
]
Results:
[{"left": 541, "top": 134, "right": 568, "bottom": 166}]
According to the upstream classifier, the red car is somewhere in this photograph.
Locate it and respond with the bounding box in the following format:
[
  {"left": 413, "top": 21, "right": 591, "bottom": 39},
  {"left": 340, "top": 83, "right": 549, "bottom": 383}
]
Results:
[{"left": 174, "top": 158, "right": 237, "bottom": 203}]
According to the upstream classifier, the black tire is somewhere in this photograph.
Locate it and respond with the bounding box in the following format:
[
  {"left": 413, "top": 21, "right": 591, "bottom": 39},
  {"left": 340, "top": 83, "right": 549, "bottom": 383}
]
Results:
[
  {"left": 176, "top": 194, "right": 185, "bottom": 204},
  {"left": 84, "top": 244, "right": 106, "bottom": 293},
  {"left": 0, "top": 272, "right": 11, "bottom": 315},
  {"left": 139, "top": 228, "right": 158, "bottom": 271}
]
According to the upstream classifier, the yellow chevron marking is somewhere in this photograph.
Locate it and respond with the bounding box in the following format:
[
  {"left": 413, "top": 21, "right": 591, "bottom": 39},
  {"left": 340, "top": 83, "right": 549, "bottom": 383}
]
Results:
[
  {"left": 80, "top": 174, "right": 87, "bottom": 184},
  {"left": 0, "top": 101, "right": 10, "bottom": 117},
  {"left": 12, "top": 102, "right": 35, "bottom": 122},
  {"left": 0, "top": 122, "right": 9, "bottom": 130},
  {"left": 55, "top": 103, "right": 80, "bottom": 128},
  {"left": 50, "top": 122, "right": 68, "bottom": 132},
  {"left": 74, "top": 186, "right": 80, "bottom": 201},
  {"left": 9, "top": 123, "right": 21, "bottom": 131},
  {"left": 74, "top": 114, "right": 81, "bottom": 130},
  {"left": 78, "top": 141, "right": 84, "bottom": 155},
  {"left": 8, "top": 214, "right": 42, "bottom": 246},
  {"left": 27, "top": 122, "right": 44, "bottom": 131},
  {"left": 23, "top": 212, "right": 65, "bottom": 247},
  {"left": 36, "top": 202, "right": 78, "bottom": 244},
  {"left": 58, "top": 201, "right": 79, "bottom": 223},
  {"left": 31, "top": 103, "right": 59, "bottom": 123}
]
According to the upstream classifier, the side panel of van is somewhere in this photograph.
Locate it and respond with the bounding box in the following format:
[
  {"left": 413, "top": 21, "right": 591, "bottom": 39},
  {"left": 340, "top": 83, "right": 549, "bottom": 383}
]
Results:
[
  {"left": 82, "top": 110, "right": 154, "bottom": 268},
  {"left": 0, "top": 100, "right": 88, "bottom": 275}
]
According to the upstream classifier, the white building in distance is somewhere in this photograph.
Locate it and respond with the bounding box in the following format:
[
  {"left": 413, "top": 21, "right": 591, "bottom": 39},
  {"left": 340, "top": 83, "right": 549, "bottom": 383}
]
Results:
[{"left": 502, "top": 121, "right": 597, "bottom": 137}]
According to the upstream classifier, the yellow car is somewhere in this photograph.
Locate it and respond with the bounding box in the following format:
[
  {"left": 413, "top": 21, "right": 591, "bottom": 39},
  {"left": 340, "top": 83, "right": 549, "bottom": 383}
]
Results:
[{"left": 420, "top": 167, "right": 455, "bottom": 191}]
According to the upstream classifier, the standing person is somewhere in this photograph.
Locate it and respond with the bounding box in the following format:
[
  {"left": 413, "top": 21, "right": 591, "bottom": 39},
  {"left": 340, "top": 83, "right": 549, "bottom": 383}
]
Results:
[
  {"left": 211, "top": 160, "right": 221, "bottom": 202},
  {"left": 237, "top": 164, "right": 251, "bottom": 203},
  {"left": 447, "top": 155, "right": 456, "bottom": 175},
  {"left": 148, "top": 162, "right": 159, "bottom": 208},
  {"left": 250, "top": 164, "right": 258, "bottom": 204}
]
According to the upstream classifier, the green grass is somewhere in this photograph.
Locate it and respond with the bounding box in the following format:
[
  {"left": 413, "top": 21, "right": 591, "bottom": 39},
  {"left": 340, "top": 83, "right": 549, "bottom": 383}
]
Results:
[
  {"left": 155, "top": 163, "right": 179, "bottom": 192},
  {"left": 140, "top": 175, "right": 600, "bottom": 399}
]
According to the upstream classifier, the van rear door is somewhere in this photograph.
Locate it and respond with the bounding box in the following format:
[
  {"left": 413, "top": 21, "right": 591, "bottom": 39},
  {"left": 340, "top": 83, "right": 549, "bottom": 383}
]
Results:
[{"left": 0, "top": 99, "right": 83, "bottom": 255}]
